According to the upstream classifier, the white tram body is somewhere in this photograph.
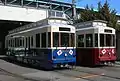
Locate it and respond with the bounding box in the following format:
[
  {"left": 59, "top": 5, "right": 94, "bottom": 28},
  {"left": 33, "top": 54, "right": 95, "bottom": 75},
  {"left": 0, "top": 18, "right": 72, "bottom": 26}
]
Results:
[
  {"left": 75, "top": 20, "right": 116, "bottom": 66},
  {"left": 5, "top": 11, "right": 76, "bottom": 69}
]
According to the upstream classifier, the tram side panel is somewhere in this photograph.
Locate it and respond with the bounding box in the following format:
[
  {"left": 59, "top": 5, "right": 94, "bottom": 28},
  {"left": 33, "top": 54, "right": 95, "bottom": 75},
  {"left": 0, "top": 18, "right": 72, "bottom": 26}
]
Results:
[{"left": 76, "top": 46, "right": 116, "bottom": 66}]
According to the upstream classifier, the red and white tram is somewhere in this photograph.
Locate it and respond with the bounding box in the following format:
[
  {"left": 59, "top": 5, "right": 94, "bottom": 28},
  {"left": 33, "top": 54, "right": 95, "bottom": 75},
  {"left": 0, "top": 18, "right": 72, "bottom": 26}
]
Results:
[{"left": 75, "top": 20, "right": 116, "bottom": 66}]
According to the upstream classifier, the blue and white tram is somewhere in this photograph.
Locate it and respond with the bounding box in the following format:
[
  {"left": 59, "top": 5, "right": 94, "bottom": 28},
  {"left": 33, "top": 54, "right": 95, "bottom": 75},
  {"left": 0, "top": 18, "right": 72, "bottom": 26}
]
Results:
[{"left": 5, "top": 18, "right": 76, "bottom": 69}]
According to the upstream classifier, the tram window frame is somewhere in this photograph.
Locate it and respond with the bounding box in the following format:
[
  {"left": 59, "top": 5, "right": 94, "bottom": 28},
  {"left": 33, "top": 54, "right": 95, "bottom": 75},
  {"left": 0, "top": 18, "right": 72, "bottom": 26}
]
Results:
[
  {"left": 36, "top": 33, "right": 40, "bottom": 47},
  {"left": 48, "top": 32, "right": 51, "bottom": 47},
  {"left": 95, "top": 34, "right": 98, "bottom": 47},
  {"left": 77, "top": 35, "right": 84, "bottom": 47},
  {"left": 86, "top": 34, "right": 93, "bottom": 47},
  {"left": 53, "top": 32, "right": 59, "bottom": 47},
  {"left": 41, "top": 32, "right": 46, "bottom": 47}
]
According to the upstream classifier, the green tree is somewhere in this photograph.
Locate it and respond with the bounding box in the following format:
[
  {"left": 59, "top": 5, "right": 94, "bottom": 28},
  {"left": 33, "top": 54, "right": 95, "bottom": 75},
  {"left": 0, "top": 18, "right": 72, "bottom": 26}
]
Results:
[{"left": 77, "top": 0, "right": 120, "bottom": 30}]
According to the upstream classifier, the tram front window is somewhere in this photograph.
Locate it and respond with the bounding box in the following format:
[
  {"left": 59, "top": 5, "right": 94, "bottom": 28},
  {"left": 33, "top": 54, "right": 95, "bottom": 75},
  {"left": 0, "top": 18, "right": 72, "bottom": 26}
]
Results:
[
  {"left": 53, "top": 32, "right": 75, "bottom": 47},
  {"left": 112, "top": 35, "right": 115, "bottom": 46},
  {"left": 61, "top": 33, "right": 69, "bottom": 47},
  {"left": 53, "top": 32, "right": 59, "bottom": 47},
  {"left": 86, "top": 34, "right": 93, "bottom": 47},
  {"left": 70, "top": 33, "right": 75, "bottom": 47},
  {"left": 100, "top": 34, "right": 104, "bottom": 47},
  {"left": 106, "top": 34, "right": 112, "bottom": 46}
]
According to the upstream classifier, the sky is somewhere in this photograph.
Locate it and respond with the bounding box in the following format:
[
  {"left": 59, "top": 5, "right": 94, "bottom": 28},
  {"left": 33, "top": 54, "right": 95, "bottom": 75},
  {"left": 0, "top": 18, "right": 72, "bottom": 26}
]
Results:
[{"left": 55, "top": 0, "right": 120, "bottom": 14}]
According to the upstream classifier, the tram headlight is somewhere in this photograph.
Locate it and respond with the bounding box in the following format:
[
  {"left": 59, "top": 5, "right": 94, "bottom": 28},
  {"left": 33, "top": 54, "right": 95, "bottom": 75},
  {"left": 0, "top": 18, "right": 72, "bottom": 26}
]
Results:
[
  {"left": 101, "top": 49, "right": 106, "bottom": 55},
  {"left": 57, "top": 50, "right": 62, "bottom": 56},
  {"left": 65, "top": 53, "right": 67, "bottom": 57},
  {"left": 69, "top": 50, "right": 73, "bottom": 55}
]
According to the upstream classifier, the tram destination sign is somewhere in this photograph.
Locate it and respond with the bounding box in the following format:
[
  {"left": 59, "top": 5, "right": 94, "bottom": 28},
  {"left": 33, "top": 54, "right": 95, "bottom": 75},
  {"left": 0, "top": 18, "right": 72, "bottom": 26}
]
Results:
[{"left": 104, "top": 29, "right": 112, "bottom": 33}]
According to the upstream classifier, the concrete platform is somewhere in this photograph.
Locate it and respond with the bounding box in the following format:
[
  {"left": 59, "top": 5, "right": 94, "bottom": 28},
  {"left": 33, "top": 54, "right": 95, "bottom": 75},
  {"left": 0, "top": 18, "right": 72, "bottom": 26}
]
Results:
[{"left": 0, "top": 56, "right": 88, "bottom": 81}]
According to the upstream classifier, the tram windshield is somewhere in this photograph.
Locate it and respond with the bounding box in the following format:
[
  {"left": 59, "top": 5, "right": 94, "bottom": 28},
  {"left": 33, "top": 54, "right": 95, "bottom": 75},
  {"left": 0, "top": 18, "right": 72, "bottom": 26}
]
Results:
[
  {"left": 100, "top": 34, "right": 115, "bottom": 47},
  {"left": 53, "top": 32, "right": 75, "bottom": 47}
]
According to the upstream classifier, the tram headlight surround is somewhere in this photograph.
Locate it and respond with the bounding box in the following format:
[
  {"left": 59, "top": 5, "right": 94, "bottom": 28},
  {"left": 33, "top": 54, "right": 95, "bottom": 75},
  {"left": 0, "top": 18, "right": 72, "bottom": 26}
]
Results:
[
  {"left": 101, "top": 49, "right": 106, "bottom": 55},
  {"left": 57, "top": 50, "right": 62, "bottom": 56}
]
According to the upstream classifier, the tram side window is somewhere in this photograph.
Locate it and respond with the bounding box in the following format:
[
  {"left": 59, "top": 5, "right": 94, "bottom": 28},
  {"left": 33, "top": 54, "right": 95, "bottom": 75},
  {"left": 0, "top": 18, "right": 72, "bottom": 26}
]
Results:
[
  {"left": 11, "top": 39, "right": 13, "bottom": 47},
  {"left": 49, "top": 11, "right": 55, "bottom": 17},
  {"left": 28, "top": 37, "right": 30, "bottom": 48},
  {"left": 31, "top": 36, "right": 33, "bottom": 47},
  {"left": 53, "top": 32, "right": 59, "bottom": 47},
  {"left": 78, "top": 35, "right": 84, "bottom": 47},
  {"left": 15, "top": 38, "right": 17, "bottom": 47},
  {"left": 20, "top": 38, "right": 22, "bottom": 47},
  {"left": 48, "top": 32, "right": 51, "bottom": 47},
  {"left": 95, "top": 34, "right": 98, "bottom": 47},
  {"left": 26, "top": 37, "right": 28, "bottom": 48},
  {"left": 36, "top": 34, "right": 40, "bottom": 47},
  {"left": 10, "top": 39, "right": 12, "bottom": 47},
  {"left": 86, "top": 34, "right": 93, "bottom": 47},
  {"left": 56, "top": 12, "right": 63, "bottom": 17},
  {"left": 22, "top": 38, "right": 24, "bottom": 47},
  {"left": 8, "top": 40, "right": 10, "bottom": 47},
  {"left": 17, "top": 38, "right": 19, "bottom": 47},
  {"left": 41, "top": 33, "right": 46, "bottom": 47},
  {"left": 13, "top": 39, "right": 14, "bottom": 47}
]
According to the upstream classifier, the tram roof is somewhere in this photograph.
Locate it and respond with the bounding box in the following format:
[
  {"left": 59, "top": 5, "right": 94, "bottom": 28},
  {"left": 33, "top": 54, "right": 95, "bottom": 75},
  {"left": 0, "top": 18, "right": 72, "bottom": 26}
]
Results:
[
  {"left": 8, "top": 17, "right": 69, "bottom": 34},
  {"left": 74, "top": 20, "right": 108, "bottom": 29}
]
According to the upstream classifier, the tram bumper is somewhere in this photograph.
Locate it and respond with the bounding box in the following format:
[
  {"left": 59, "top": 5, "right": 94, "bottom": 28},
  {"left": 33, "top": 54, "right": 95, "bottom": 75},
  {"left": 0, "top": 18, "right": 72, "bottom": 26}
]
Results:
[{"left": 52, "top": 58, "right": 76, "bottom": 68}]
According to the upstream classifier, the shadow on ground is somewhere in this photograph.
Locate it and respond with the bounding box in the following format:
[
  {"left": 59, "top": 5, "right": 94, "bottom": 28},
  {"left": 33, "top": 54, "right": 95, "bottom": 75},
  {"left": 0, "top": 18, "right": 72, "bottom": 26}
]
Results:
[{"left": 0, "top": 55, "right": 71, "bottom": 71}]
